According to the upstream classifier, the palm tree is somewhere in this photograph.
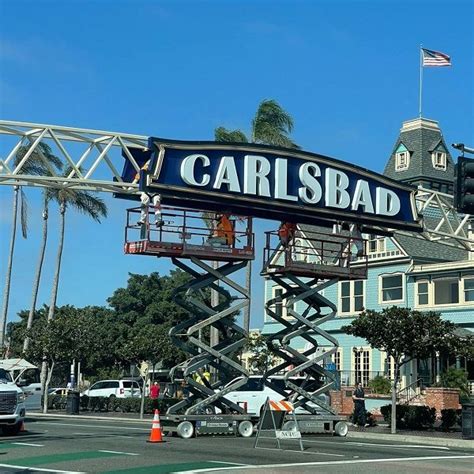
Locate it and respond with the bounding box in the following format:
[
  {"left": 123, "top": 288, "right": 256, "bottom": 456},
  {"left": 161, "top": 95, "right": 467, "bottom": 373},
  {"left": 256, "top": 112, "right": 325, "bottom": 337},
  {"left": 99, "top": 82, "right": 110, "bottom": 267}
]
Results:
[
  {"left": 40, "top": 179, "right": 108, "bottom": 412},
  {"left": 214, "top": 99, "right": 299, "bottom": 333},
  {"left": 1, "top": 143, "right": 62, "bottom": 351}
]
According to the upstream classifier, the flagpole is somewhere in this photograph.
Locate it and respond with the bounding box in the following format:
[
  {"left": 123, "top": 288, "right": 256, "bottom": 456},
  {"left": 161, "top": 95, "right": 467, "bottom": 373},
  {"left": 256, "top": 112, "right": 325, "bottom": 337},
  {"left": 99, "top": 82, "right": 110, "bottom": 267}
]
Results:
[{"left": 419, "top": 46, "right": 423, "bottom": 118}]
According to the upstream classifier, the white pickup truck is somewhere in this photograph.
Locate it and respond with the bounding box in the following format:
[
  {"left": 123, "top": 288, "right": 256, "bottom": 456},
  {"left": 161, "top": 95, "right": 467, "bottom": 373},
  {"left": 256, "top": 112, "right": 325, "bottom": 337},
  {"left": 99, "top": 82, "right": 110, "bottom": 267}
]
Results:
[{"left": 0, "top": 367, "right": 26, "bottom": 435}]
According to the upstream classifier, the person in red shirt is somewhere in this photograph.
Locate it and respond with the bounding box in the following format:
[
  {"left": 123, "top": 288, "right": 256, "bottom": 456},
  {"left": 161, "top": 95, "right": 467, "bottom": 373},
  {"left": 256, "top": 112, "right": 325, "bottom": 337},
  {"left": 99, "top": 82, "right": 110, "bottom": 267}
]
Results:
[
  {"left": 150, "top": 381, "right": 160, "bottom": 410},
  {"left": 278, "top": 222, "right": 297, "bottom": 247}
]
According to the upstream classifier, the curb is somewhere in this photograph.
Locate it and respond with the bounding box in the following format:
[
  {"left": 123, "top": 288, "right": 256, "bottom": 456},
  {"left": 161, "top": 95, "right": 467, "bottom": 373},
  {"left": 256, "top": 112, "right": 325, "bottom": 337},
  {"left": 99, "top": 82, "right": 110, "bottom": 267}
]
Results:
[
  {"left": 347, "top": 430, "right": 473, "bottom": 449},
  {"left": 28, "top": 412, "right": 150, "bottom": 424}
]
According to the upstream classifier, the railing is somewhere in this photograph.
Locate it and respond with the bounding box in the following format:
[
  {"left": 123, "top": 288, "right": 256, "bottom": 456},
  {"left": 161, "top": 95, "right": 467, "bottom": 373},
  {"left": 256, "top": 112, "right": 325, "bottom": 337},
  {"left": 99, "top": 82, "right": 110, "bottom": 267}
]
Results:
[
  {"left": 397, "top": 378, "right": 424, "bottom": 404},
  {"left": 337, "top": 370, "right": 388, "bottom": 388}
]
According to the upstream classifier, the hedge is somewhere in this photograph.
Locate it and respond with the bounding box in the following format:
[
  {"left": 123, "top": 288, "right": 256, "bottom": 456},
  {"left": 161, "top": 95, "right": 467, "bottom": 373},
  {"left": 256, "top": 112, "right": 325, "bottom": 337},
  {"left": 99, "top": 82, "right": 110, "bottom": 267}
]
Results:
[
  {"left": 48, "top": 395, "right": 180, "bottom": 414},
  {"left": 380, "top": 404, "right": 436, "bottom": 430},
  {"left": 441, "top": 408, "right": 462, "bottom": 431}
]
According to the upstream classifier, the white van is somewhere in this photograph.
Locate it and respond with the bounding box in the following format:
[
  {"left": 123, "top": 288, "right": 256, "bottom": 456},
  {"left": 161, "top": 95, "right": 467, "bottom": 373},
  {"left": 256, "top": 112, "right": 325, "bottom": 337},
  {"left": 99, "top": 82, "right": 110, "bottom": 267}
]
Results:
[
  {"left": 82, "top": 379, "right": 141, "bottom": 398},
  {"left": 222, "top": 375, "right": 326, "bottom": 416}
]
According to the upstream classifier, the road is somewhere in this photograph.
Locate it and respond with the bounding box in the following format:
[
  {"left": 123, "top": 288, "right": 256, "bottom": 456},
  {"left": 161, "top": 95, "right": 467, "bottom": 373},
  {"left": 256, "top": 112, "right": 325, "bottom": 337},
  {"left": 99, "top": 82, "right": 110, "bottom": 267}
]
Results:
[{"left": 0, "top": 416, "right": 471, "bottom": 473}]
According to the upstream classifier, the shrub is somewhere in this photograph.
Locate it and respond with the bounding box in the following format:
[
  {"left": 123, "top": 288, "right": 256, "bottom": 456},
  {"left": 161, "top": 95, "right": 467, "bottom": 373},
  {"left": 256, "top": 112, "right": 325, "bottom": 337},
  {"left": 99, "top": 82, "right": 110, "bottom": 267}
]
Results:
[
  {"left": 439, "top": 368, "right": 470, "bottom": 403},
  {"left": 381, "top": 404, "right": 435, "bottom": 430},
  {"left": 368, "top": 375, "right": 391, "bottom": 395},
  {"left": 441, "top": 408, "right": 458, "bottom": 431}
]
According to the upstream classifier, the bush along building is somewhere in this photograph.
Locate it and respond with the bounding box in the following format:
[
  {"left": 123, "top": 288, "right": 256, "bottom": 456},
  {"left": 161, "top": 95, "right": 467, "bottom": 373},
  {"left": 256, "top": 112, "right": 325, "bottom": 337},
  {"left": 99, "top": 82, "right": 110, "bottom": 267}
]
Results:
[{"left": 262, "top": 117, "right": 474, "bottom": 399}]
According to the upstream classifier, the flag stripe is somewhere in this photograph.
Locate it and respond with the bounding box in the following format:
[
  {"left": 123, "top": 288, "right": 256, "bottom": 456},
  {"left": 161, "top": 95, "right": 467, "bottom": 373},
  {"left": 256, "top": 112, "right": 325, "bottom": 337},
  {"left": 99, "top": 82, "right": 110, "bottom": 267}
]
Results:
[{"left": 422, "top": 48, "right": 451, "bottom": 67}]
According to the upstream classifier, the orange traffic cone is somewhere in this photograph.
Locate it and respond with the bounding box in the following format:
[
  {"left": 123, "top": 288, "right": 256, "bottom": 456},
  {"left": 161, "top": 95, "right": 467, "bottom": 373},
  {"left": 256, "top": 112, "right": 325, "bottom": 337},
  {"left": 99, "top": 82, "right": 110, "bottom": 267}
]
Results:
[
  {"left": 148, "top": 409, "right": 163, "bottom": 443},
  {"left": 20, "top": 420, "right": 27, "bottom": 432}
]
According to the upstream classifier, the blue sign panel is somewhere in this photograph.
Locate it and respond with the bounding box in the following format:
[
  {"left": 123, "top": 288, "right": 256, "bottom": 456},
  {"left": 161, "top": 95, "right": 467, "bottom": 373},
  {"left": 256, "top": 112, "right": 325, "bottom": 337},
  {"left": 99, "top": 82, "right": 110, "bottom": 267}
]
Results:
[{"left": 127, "top": 139, "right": 421, "bottom": 231}]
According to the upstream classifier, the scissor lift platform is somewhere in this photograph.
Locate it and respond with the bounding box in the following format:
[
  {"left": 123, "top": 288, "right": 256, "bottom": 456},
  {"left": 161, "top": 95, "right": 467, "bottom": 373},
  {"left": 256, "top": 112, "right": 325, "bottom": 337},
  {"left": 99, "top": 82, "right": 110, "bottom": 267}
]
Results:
[{"left": 124, "top": 206, "right": 254, "bottom": 261}]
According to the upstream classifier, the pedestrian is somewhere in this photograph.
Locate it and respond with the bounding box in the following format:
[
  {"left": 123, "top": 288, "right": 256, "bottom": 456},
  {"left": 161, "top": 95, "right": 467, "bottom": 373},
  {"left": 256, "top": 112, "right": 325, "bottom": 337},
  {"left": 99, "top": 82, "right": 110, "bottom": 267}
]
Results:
[
  {"left": 150, "top": 381, "right": 160, "bottom": 411},
  {"left": 208, "top": 213, "right": 234, "bottom": 246},
  {"left": 352, "top": 381, "right": 369, "bottom": 427}
]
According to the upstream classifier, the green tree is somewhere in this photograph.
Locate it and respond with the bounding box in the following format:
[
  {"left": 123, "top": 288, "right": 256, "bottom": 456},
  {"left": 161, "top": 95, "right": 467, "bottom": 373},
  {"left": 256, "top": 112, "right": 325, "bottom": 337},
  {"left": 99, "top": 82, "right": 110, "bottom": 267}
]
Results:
[
  {"left": 342, "top": 307, "right": 464, "bottom": 434},
  {"left": 244, "top": 332, "right": 275, "bottom": 374},
  {"left": 214, "top": 99, "right": 299, "bottom": 333},
  {"left": 1, "top": 143, "right": 62, "bottom": 350}
]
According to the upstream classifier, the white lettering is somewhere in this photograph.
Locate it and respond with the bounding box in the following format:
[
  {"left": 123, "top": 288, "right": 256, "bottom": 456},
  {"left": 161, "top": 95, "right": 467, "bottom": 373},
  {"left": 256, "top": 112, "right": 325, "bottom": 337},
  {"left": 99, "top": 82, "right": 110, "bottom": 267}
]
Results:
[
  {"left": 243, "top": 155, "right": 271, "bottom": 197},
  {"left": 275, "top": 158, "right": 298, "bottom": 201},
  {"left": 180, "top": 154, "right": 210, "bottom": 186},
  {"left": 351, "top": 180, "right": 374, "bottom": 213},
  {"left": 298, "top": 162, "right": 322, "bottom": 204},
  {"left": 325, "top": 168, "right": 350, "bottom": 208},
  {"left": 213, "top": 156, "right": 241, "bottom": 192},
  {"left": 376, "top": 187, "right": 401, "bottom": 216}
]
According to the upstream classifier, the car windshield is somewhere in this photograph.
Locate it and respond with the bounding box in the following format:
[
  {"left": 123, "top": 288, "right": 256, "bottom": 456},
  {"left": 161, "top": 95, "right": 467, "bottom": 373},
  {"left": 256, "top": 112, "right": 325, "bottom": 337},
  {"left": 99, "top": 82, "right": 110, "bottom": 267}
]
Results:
[{"left": 0, "top": 368, "right": 12, "bottom": 383}]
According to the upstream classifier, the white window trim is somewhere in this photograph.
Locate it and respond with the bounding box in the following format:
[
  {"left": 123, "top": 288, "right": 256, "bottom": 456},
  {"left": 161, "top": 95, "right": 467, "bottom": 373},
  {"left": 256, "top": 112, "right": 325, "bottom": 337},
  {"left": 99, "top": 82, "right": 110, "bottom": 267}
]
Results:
[
  {"left": 271, "top": 285, "right": 294, "bottom": 320},
  {"left": 462, "top": 276, "right": 474, "bottom": 304},
  {"left": 351, "top": 347, "right": 372, "bottom": 386},
  {"left": 395, "top": 151, "right": 410, "bottom": 171},
  {"left": 379, "top": 273, "right": 405, "bottom": 305},
  {"left": 338, "top": 280, "right": 365, "bottom": 315},
  {"left": 432, "top": 151, "right": 447, "bottom": 171},
  {"left": 413, "top": 276, "right": 474, "bottom": 308},
  {"left": 416, "top": 279, "right": 431, "bottom": 307},
  {"left": 331, "top": 347, "right": 343, "bottom": 372}
]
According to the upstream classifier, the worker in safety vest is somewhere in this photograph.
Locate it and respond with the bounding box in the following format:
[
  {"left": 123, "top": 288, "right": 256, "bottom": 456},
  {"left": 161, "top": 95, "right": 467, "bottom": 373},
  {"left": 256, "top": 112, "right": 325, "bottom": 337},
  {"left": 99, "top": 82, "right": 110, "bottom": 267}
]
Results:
[
  {"left": 278, "top": 222, "right": 297, "bottom": 247},
  {"left": 210, "top": 213, "right": 234, "bottom": 246}
]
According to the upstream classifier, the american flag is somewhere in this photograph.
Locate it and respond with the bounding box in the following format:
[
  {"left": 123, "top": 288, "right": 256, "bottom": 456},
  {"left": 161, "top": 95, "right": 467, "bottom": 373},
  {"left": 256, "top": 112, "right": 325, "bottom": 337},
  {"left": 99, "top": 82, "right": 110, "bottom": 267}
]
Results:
[{"left": 422, "top": 48, "right": 451, "bottom": 67}]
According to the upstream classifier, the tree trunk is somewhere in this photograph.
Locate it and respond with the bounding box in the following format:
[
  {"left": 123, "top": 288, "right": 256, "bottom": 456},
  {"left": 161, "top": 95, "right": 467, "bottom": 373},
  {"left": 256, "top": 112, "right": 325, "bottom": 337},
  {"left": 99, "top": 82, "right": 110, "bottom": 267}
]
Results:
[
  {"left": 391, "top": 360, "right": 400, "bottom": 434},
  {"left": 48, "top": 202, "right": 65, "bottom": 322},
  {"left": 243, "top": 261, "right": 252, "bottom": 334},
  {"left": 0, "top": 186, "right": 19, "bottom": 350},
  {"left": 24, "top": 197, "right": 48, "bottom": 352},
  {"left": 42, "top": 359, "right": 54, "bottom": 414}
]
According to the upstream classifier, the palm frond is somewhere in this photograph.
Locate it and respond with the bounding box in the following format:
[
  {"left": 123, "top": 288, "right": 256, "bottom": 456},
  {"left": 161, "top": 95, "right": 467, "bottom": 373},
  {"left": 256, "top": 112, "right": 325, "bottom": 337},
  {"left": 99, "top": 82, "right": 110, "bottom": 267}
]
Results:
[
  {"left": 68, "top": 191, "right": 108, "bottom": 222},
  {"left": 20, "top": 188, "right": 28, "bottom": 239},
  {"left": 214, "top": 127, "right": 248, "bottom": 143},
  {"left": 14, "top": 143, "right": 63, "bottom": 176}
]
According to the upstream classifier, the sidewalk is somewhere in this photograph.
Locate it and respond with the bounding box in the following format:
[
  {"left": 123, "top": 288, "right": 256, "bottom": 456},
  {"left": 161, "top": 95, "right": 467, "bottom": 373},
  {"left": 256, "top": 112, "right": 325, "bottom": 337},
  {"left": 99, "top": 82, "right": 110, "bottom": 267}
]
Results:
[{"left": 348, "top": 423, "right": 473, "bottom": 449}]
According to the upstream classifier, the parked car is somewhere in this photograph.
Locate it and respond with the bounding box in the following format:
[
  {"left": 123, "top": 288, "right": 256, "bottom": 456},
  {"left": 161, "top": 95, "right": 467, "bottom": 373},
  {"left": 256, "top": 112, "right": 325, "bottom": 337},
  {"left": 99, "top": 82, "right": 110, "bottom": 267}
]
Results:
[
  {"left": 48, "top": 388, "right": 72, "bottom": 397},
  {"left": 221, "top": 375, "right": 326, "bottom": 415},
  {"left": 81, "top": 380, "right": 141, "bottom": 399}
]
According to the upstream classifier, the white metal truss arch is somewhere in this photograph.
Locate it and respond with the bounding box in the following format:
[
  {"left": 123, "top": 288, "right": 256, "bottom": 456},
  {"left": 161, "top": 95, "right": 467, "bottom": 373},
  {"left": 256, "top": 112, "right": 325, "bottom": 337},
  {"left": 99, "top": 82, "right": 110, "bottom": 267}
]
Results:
[
  {"left": 0, "top": 120, "right": 471, "bottom": 249},
  {"left": 0, "top": 120, "right": 148, "bottom": 195}
]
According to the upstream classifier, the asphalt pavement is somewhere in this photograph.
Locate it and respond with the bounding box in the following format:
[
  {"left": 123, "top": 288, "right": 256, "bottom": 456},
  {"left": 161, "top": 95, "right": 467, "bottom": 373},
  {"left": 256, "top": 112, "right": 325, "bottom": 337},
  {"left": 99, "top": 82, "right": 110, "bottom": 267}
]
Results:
[{"left": 0, "top": 416, "right": 471, "bottom": 473}]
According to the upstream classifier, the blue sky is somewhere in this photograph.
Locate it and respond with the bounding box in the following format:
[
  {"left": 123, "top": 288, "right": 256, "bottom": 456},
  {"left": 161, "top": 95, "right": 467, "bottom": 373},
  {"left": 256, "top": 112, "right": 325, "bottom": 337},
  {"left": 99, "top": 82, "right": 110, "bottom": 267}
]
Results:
[{"left": 1, "top": 0, "right": 473, "bottom": 331}]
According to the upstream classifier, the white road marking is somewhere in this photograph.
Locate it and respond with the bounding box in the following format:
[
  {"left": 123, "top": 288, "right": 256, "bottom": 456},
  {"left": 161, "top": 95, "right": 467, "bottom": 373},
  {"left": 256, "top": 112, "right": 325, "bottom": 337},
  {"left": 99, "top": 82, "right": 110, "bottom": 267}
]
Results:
[
  {"left": 0, "top": 464, "right": 85, "bottom": 473},
  {"left": 12, "top": 442, "right": 44, "bottom": 447},
  {"left": 33, "top": 421, "right": 149, "bottom": 431},
  {"left": 253, "top": 446, "right": 344, "bottom": 457},
  {"left": 180, "top": 455, "right": 474, "bottom": 473},
  {"left": 72, "top": 432, "right": 95, "bottom": 435},
  {"left": 347, "top": 441, "right": 450, "bottom": 450},
  {"left": 98, "top": 449, "right": 139, "bottom": 456},
  {"left": 210, "top": 461, "right": 248, "bottom": 466}
]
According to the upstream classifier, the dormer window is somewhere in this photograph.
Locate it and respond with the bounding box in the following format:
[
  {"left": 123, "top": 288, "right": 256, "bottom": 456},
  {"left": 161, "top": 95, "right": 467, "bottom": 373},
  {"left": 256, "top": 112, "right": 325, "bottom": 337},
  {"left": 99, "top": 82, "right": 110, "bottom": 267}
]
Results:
[
  {"left": 395, "top": 144, "right": 410, "bottom": 171},
  {"left": 432, "top": 151, "right": 447, "bottom": 170}
]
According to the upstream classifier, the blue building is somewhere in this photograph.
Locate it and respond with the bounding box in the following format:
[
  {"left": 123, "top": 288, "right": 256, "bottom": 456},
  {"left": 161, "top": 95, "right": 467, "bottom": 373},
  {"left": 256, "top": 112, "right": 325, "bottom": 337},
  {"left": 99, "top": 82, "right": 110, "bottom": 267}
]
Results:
[{"left": 262, "top": 118, "right": 474, "bottom": 392}]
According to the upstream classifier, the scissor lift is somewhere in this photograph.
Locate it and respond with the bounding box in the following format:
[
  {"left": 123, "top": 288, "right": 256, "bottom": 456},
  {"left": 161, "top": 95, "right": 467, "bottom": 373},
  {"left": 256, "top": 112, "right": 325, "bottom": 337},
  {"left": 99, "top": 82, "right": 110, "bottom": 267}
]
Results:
[
  {"left": 261, "top": 226, "right": 368, "bottom": 435},
  {"left": 124, "top": 206, "right": 256, "bottom": 437}
]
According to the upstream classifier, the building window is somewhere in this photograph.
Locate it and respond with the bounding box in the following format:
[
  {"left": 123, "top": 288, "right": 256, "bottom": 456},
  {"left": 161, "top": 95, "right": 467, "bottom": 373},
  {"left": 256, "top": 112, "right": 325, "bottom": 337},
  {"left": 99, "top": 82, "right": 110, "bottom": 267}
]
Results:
[
  {"left": 367, "top": 234, "right": 386, "bottom": 254},
  {"left": 464, "top": 278, "right": 474, "bottom": 303},
  {"left": 270, "top": 286, "right": 294, "bottom": 319},
  {"left": 353, "top": 347, "right": 370, "bottom": 387},
  {"left": 432, "top": 151, "right": 447, "bottom": 170},
  {"left": 395, "top": 151, "right": 410, "bottom": 171},
  {"left": 380, "top": 274, "right": 404, "bottom": 303},
  {"left": 293, "top": 238, "right": 308, "bottom": 262},
  {"left": 417, "top": 281, "right": 429, "bottom": 306},
  {"left": 339, "top": 280, "right": 365, "bottom": 314},
  {"left": 333, "top": 349, "right": 342, "bottom": 372},
  {"left": 434, "top": 278, "right": 459, "bottom": 305}
]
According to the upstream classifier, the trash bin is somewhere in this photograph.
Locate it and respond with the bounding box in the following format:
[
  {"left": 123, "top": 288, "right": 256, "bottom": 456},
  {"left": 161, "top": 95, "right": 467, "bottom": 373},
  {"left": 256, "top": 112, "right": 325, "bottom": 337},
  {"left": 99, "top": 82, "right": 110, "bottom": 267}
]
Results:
[
  {"left": 66, "top": 391, "right": 80, "bottom": 415},
  {"left": 461, "top": 402, "right": 474, "bottom": 440}
]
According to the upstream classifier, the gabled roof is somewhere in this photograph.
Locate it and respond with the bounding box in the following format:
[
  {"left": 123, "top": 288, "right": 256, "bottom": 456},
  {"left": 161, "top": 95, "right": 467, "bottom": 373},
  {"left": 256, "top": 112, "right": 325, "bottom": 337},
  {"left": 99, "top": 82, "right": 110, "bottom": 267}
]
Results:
[{"left": 383, "top": 118, "right": 455, "bottom": 186}]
